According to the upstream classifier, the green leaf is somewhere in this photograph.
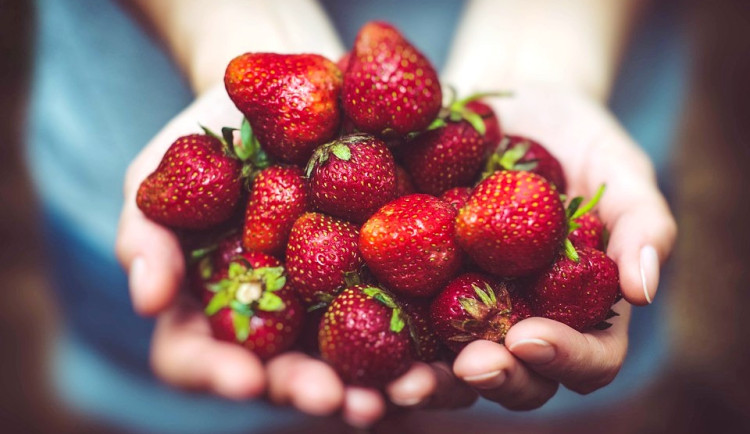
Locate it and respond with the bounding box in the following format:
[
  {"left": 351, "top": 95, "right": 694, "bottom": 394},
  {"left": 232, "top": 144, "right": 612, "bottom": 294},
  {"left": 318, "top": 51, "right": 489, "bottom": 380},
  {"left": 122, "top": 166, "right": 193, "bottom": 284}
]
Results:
[
  {"left": 512, "top": 161, "right": 539, "bottom": 172},
  {"left": 331, "top": 144, "right": 352, "bottom": 161},
  {"left": 257, "top": 292, "right": 285, "bottom": 312},
  {"left": 221, "top": 127, "right": 237, "bottom": 147},
  {"left": 228, "top": 261, "right": 247, "bottom": 279},
  {"left": 198, "top": 257, "right": 214, "bottom": 280},
  {"left": 566, "top": 197, "right": 583, "bottom": 220},
  {"left": 570, "top": 184, "right": 606, "bottom": 221},
  {"left": 563, "top": 239, "right": 580, "bottom": 262},
  {"left": 230, "top": 300, "right": 254, "bottom": 317},
  {"left": 205, "top": 291, "right": 233, "bottom": 316},
  {"left": 471, "top": 284, "right": 494, "bottom": 307},
  {"left": 459, "top": 296, "right": 485, "bottom": 319},
  {"left": 498, "top": 141, "right": 530, "bottom": 170},
  {"left": 426, "top": 118, "right": 446, "bottom": 131},
  {"left": 484, "top": 283, "right": 498, "bottom": 305},
  {"left": 200, "top": 124, "right": 223, "bottom": 143},
  {"left": 463, "top": 111, "right": 486, "bottom": 136},
  {"left": 232, "top": 311, "right": 251, "bottom": 342},
  {"left": 363, "top": 287, "right": 397, "bottom": 309},
  {"left": 390, "top": 309, "right": 406, "bottom": 333}
]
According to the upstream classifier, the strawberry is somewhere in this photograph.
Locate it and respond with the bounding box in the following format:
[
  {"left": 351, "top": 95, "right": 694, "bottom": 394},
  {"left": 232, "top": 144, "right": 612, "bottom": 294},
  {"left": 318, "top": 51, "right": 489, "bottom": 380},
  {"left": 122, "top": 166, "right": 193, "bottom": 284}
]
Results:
[
  {"left": 225, "top": 53, "right": 342, "bottom": 165},
  {"left": 465, "top": 100, "right": 502, "bottom": 153},
  {"left": 430, "top": 273, "right": 530, "bottom": 352},
  {"left": 136, "top": 134, "right": 243, "bottom": 229},
  {"left": 285, "top": 212, "right": 364, "bottom": 306},
  {"left": 243, "top": 165, "right": 309, "bottom": 257},
  {"left": 485, "top": 135, "right": 567, "bottom": 193},
  {"left": 394, "top": 165, "right": 416, "bottom": 198},
  {"left": 401, "top": 94, "right": 501, "bottom": 195},
  {"left": 360, "top": 194, "right": 461, "bottom": 297},
  {"left": 440, "top": 187, "right": 472, "bottom": 211},
  {"left": 204, "top": 252, "right": 303, "bottom": 360},
  {"left": 342, "top": 21, "right": 442, "bottom": 137},
  {"left": 524, "top": 246, "right": 620, "bottom": 332},
  {"left": 306, "top": 134, "right": 396, "bottom": 223},
  {"left": 455, "top": 171, "right": 567, "bottom": 278},
  {"left": 319, "top": 285, "right": 414, "bottom": 387},
  {"left": 188, "top": 231, "right": 246, "bottom": 305},
  {"left": 400, "top": 298, "right": 441, "bottom": 362},
  {"left": 569, "top": 212, "right": 606, "bottom": 251}
]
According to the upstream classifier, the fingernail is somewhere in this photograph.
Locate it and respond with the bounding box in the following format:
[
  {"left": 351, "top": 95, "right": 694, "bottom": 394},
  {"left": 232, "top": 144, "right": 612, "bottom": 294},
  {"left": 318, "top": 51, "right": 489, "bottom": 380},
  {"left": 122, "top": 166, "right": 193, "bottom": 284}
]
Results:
[
  {"left": 463, "top": 370, "right": 506, "bottom": 389},
  {"left": 639, "top": 245, "right": 659, "bottom": 304},
  {"left": 129, "top": 256, "right": 147, "bottom": 295},
  {"left": 508, "top": 338, "right": 556, "bottom": 364}
]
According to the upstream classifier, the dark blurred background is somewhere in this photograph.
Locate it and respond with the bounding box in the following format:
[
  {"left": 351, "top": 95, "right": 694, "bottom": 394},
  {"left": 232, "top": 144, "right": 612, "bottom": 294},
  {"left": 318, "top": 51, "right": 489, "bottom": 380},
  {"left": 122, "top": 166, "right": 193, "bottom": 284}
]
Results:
[{"left": 1, "top": 0, "right": 749, "bottom": 433}]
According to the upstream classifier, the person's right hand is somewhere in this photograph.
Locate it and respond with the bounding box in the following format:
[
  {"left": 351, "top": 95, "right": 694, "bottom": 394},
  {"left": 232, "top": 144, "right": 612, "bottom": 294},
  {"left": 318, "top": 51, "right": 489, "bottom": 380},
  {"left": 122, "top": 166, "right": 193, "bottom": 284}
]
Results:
[{"left": 115, "top": 83, "right": 478, "bottom": 428}]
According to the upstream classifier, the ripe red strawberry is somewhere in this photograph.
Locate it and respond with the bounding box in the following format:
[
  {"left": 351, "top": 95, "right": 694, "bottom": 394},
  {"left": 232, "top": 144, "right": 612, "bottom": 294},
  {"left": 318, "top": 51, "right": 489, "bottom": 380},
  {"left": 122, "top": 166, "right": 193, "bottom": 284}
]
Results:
[
  {"left": 188, "top": 231, "right": 246, "bottom": 305},
  {"left": 342, "top": 22, "right": 442, "bottom": 136},
  {"left": 456, "top": 171, "right": 567, "bottom": 278},
  {"left": 525, "top": 246, "right": 620, "bottom": 332},
  {"left": 319, "top": 285, "right": 414, "bottom": 387},
  {"left": 285, "top": 212, "right": 364, "bottom": 306},
  {"left": 360, "top": 194, "right": 461, "bottom": 297},
  {"left": 243, "top": 165, "right": 309, "bottom": 257},
  {"left": 465, "top": 100, "right": 502, "bottom": 153},
  {"left": 225, "top": 53, "right": 342, "bottom": 165},
  {"left": 485, "top": 135, "right": 567, "bottom": 193},
  {"left": 204, "top": 252, "right": 303, "bottom": 360},
  {"left": 394, "top": 165, "right": 416, "bottom": 198},
  {"left": 137, "top": 134, "right": 242, "bottom": 229},
  {"left": 440, "top": 187, "right": 472, "bottom": 211},
  {"left": 306, "top": 134, "right": 396, "bottom": 223},
  {"left": 402, "top": 122, "right": 485, "bottom": 195},
  {"left": 400, "top": 298, "right": 441, "bottom": 362},
  {"left": 401, "top": 94, "right": 500, "bottom": 195},
  {"left": 569, "top": 212, "right": 606, "bottom": 251},
  {"left": 430, "top": 273, "right": 529, "bottom": 352}
]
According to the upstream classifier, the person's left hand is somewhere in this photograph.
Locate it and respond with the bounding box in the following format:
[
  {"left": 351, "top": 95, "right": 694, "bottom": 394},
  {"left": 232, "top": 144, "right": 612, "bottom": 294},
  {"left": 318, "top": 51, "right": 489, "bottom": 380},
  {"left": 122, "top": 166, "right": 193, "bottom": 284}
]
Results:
[{"left": 448, "top": 84, "right": 675, "bottom": 409}]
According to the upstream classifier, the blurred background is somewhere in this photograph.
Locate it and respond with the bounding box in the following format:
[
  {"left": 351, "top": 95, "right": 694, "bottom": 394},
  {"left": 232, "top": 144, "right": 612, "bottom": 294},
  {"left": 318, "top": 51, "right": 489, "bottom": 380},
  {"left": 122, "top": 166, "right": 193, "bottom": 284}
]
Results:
[{"left": 1, "top": 0, "right": 749, "bottom": 433}]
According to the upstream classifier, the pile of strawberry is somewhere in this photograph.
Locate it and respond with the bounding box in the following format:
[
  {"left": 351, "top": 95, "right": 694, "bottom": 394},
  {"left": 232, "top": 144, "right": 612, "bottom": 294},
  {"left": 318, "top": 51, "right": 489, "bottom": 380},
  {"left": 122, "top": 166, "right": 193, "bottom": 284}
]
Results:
[{"left": 137, "top": 22, "right": 620, "bottom": 388}]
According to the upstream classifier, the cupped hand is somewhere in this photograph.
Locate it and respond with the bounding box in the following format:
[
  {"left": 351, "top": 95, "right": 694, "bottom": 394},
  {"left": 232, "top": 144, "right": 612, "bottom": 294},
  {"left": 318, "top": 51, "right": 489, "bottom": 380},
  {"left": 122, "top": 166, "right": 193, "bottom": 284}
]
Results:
[
  {"left": 114, "top": 83, "right": 476, "bottom": 427},
  {"left": 452, "top": 84, "right": 677, "bottom": 409}
]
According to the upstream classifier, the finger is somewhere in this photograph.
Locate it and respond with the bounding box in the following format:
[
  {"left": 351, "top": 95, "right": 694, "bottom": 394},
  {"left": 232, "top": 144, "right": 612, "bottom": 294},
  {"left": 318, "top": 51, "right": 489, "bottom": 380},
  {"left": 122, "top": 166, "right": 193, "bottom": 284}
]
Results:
[
  {"left": 266, "top": 353, "right": 344, "bottom": 416},
  {"left": 116, "top": 202, "right": 184, "bottom": 316},
  {"left": 584, "top": 129, "right": 677, "bottom": 305},
  {"left": 385, "top": 362, "right": 437, "bottom": 407},
  {"left": 342, "top": 387, "right": 386, "bottom": 429},
  {"left": 385, "top": 361, "right": 476, "bottom": 409},
  {"left": 150, "top": 298, "right": 266, "bottom": 400},
  {"left": 505, "top": 302, "right": 631, "bottom": 394},
  {"left": 453, "top": 340, "right": 558, "bottom": 410}
]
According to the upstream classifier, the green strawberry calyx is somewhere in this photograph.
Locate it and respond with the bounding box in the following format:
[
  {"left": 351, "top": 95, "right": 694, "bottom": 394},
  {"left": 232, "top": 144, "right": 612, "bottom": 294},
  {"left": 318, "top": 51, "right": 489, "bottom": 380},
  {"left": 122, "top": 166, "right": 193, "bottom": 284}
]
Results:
[
  {"left": 449, "top": 282, "right": 514, "bottom": 344},
  {"left": 362, "top": 286, "right": 407, "bottom": 334},
  {"left": 482, "top": 137, "right": 540, "bottom": 180},
  {"left": 204, "top": 260, "right": 287, "bottom": 342},
  {"left": 304, "top": 134, "right": 371, "bottom": 178},
  {"left": 201, "top": 119, "right": 271, "bottom": 189},
  {"left": 426, "top": 89, "right": 512, "bottom": 136},
  {"left": 563, "top": 184, "right": 606, "bottom": 262}
]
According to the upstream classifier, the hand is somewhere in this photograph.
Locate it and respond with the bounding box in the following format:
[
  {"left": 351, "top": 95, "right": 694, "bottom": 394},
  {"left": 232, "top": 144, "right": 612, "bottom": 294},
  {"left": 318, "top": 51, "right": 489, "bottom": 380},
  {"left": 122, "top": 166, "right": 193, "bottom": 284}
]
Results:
[
  {"left": 451, "top": 84, "right": 677, "bottom": 409},
  {"left": 114, "top": 83, "right": 477, "bottom": 427}
]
